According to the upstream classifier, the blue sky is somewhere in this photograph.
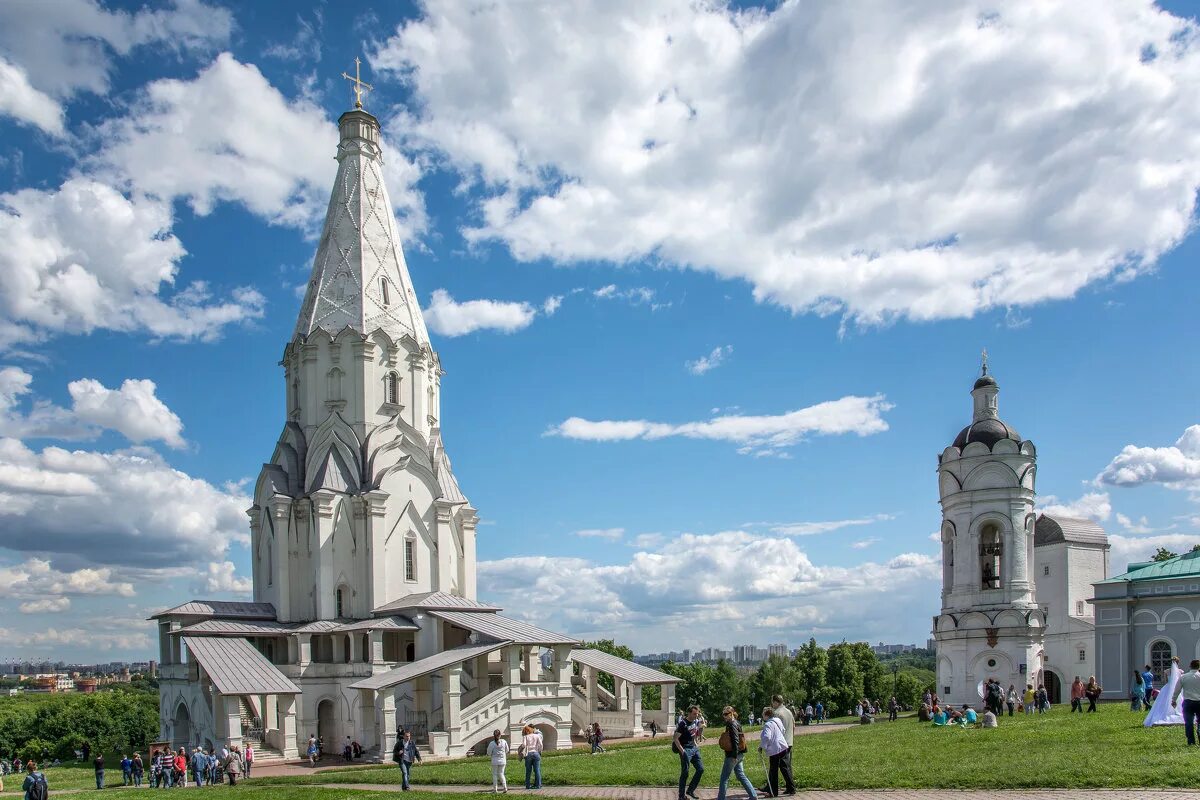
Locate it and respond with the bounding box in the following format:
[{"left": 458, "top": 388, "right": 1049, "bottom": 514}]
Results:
[{"left": 1, "top": 0, "right": 1199, "bottom": 661}]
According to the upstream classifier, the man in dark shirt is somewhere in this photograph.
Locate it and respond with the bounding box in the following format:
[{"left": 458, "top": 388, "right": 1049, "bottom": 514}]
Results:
[
  {"left": 93, "top": 754, "right": 104, "bottom": 790},
  {"left": 673, "top": 705, "right": 705, "bottom": 800}
]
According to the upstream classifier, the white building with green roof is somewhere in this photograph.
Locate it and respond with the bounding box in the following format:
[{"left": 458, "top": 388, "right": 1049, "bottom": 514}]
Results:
[{"left": 1092, "top": 550, "right": 1200, "bottom": 700}]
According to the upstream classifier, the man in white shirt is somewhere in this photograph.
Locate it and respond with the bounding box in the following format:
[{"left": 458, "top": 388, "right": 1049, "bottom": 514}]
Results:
[
  {"left": 769, "top": 695, "right": 796, "bottom": 795},
  {"left": 758, "top": 708, "right": 788, "bottom": 797},
  {"left": 1171, "top": 659, "right": 1200, "bottom": 745}
]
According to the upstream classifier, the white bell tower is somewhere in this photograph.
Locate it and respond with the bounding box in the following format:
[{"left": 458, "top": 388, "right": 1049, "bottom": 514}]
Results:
[{"left": 933, "top": 353, "right": 1044, "bottom": 706}]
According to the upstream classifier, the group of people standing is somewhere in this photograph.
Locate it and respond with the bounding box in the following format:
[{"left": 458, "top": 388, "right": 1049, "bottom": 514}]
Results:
[{"left": 142, "top": 743, "right": 250, "bottom": 788}]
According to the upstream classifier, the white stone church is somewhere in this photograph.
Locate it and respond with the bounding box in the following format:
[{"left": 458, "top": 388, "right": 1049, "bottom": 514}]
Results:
[
  {"left": 933, "top": 363, "right": 1110, "bottom": 706},
  {"left": 153, "top": 100, "right": 677, "bottom": 762}
]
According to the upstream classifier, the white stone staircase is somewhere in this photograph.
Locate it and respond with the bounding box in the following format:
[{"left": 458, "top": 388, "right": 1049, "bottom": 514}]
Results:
[{"left": 457, "top": 685, "right": 511, "bottom": 746}]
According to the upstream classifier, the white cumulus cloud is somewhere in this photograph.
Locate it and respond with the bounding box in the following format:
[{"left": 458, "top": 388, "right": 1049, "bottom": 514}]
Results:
[
  {"left": 200, "top": 560, "right": 252, "bottom": 595},
  {"left": 0, "top": 558, "right": 133, "bottom": 599},
  {"left": 547, "top": 394, "right": 891, "bottom": 454},
  {"left": 0, "top": 57, "right": 65, "bottom": 135},
  {"left": 0, "top": 178, "right": 264, "bottom": 347},
  {"left": 574, "top": 528, "right": 625, "bottom": 540},
  {"left": 1038, "top": 491, "right": 1113, "bottom": 522},
  {"left": 374, "top": 1, "right": 1200, "bottom": 326},
  {"left": 1098, "top": 425, "right": 1200, "bottom": 490},
  {"left": 423, "top": 289, "right": 536, "bottom": 337}
]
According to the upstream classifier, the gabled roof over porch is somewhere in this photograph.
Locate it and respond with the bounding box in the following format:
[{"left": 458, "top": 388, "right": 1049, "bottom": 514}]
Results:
[
  {"left": 150, "top": 600, "right": 277, "bottom": 620},
  {"left": 428, "top": 610, "right": 577, "bottom": 645},
  {"left": 349, "top": 639, "right": 510, "bottom": 692},
  {"left": 183, "top": 636, "right": 300, "bottom": 695},
  {"left": 569, "top": 648, "right": 680, "bottom": 684},
  {"left": 373, "top": 591, "right": 501, "bottom": 615}
]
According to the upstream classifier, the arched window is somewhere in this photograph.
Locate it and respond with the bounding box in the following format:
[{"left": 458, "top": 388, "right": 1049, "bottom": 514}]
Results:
[
  {"left": 404, "top": 536, "right": 417, "bottom": 582},
  {"left": 406, "top": 642, "right": 416, "bottom": 662},
  {"left": 1151, "top": 641, "right": 1173, "bottom": 681},
  {"left": 385, "top": 372, "right": 400, "bottom": 405},
  {"left": 380, "top": 278, "right": 391, "bottom": 307},
  {"left": 979, "top": 524, "right": 1002, "bottom": 589},
  {"left": 941, "top": 524, "right": 955, "bottom": 591},
  {"left": 327, "top": 367, "right": 343, "bottom": 401},
  {"left": 266, "top": 540, "right": 273, "bottom": 587},
  {"left": 291, "top": 380, "right": 300, "bottom": 412},
  {"left": 335, "top": 586, "right": 347, "bottom": 618}
]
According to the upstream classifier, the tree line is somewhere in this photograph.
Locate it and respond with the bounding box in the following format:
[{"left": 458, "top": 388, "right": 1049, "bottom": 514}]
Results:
[
  {"left": 585, "top": 638, "right": 935, "bottom": 723},
  {"left": 0, "top": 689, "right": 159, "bottom": 762}
]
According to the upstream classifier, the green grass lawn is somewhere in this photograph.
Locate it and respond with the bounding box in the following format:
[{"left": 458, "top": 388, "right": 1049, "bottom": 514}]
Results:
[{"left": 261, "top": 707, "right": 1200, "bottom": 790}]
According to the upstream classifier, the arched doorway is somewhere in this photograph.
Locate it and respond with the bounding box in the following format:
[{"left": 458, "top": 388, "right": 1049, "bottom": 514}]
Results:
[
  {"left": 1043, "top": 671, "right": 1062, "bottom": 705},
  {"left": 172, "top": 702, "right": 191, "bottom": 749},
  {"left": 532, "top": 723, "right": 558, "bottom": 750},
  {"left": 317, "top": 699, "right": 336, "bottom": 753}
]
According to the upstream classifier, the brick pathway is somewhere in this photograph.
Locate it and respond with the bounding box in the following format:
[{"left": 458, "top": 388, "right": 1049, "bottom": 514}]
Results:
[{"left": 325, "top": 784, "right": 1196, "bottom": 800}]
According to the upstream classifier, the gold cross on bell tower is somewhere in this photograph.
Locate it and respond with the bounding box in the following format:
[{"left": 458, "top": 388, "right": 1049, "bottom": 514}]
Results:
[{"left": 342, "top": 57, "right": 373, "bottom": 109}]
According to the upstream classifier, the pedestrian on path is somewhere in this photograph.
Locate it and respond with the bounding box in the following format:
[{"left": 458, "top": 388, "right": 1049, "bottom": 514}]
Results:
[
  {"left": 224, "top": 746, "right": 241, "bottom": 786},
  {"left": 759, "top": 707, "right": 788, "bottom": 798},
  {"left": 132, "top": 754, "right": 143, "bottom": 787},
  {"left": 1085, "top": 677, "right": 1103, "bottom": 712},
  {"left": 519, "top": 725, "right": 543, "bottom": 790},
  {"left": 93, "top": 753, "right": 104, "bottom": 790},
  {"left": 673, "top": 705, "right": 704, "bottom": 800},
  {"left": 716, "top": 706, "right": 755, "bottom": 800},
  {"left": 1131, "top": 671, "right": 1145, "bottom": 711},
  {"left": 768, "top": 695, "right": 796, "bottom": 795},
  {"left": 397, "top": 730, "right": 421, "bottom": 791},
  {"left": 1070, "top": 677, "right": 1085, "bottom": 712},
  {"left": 307, "top": 735, "right": 318, "bottom": 767},
  {"left": 1006, "top": 685, "right": 1017, "bottom": 716},
  {"left": 590, "top": 723, "right": 605, "bottom": 755},
  {"left": 244, "top": 744, "right": 253, "bottom": 779},
  {"left": 1171, "top": 658, "right": 1200, "bottom": 745},
  {"left": 22, "top": 762, "right": 46, "bottom": 800},
  {"left": 486, "top": 729, "right": 510, "bottom": 794}
]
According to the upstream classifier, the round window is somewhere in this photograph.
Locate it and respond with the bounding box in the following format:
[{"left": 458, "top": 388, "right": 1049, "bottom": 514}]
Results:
[{"left": 987, "top": 658, "right": 997, "bottom": 668}]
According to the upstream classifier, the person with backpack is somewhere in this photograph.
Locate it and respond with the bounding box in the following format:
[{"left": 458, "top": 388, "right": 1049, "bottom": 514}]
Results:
[
  {"left": 22, "top": 762, "right": 47, "bottom": 800},
  {"left": 716, "top": 706, "right": 755, "bottom": 800}
]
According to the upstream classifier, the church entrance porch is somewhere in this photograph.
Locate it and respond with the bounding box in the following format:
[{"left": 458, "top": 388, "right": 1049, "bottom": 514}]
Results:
[{"left": 172, "top": 702, "right": 192, "bottom": 749}]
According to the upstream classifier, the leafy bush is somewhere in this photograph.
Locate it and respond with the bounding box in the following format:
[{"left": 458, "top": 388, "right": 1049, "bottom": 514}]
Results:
[{"left": 0, "top": 692, "right": 158, "bottom": 762}]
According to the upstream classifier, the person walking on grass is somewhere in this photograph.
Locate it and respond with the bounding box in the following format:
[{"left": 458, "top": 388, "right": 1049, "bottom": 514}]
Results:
[
  {"left": 519, "top": 725, "right": 543, "bottom": 790},
  {"left": 674, "top": 705, "right": 705, "bottom": 800},
  {"left": 243, "top": 744, "right": 253, "bottom": 779},
  {"left": 224, "top": 746, "right": 241, "bottom": 786},
  {"left": 1171, "top": 659, "right": 1200, "bottom": 746},
  {"left": 93, "top": 751, "right": 105, "bottom": 790},
  {"left": 190, "top": 748, "right": 206, "bottom": 788},
  {"left": 307, "top": 735, "right": 318, "bottom": 768},
  {"left": 1143, "top": 664, "right": 1156, "bottom": 708},
  {"left": 1070, "top": 676, "right": 1085, "bottom": 712},
  {"left": 1085, "top": 677, "right": 1103, "bottom": 712},
  {"left": 716, "top": 706, "right": 756, "bottom": 800},
  {"left": 590, "top": 723, "right": 605, "bottom": 754},
  {"left": 1132, "top": 671, "right": 1145, "bottom": 711},
  {"left": 1006, "top": 685, "right": 1018, "bottom": 716},
  {"left": 22, "top": 762, "right": 46, "bottom": 800},
  {"left": 132, "top": 754, "right": 143, "bottom": 788},
  {"left": 486, "top": 729, "right": 510, "bottom": 794},
  {"left": 397, "top": 730, "right": 421, "bottom": 791}
]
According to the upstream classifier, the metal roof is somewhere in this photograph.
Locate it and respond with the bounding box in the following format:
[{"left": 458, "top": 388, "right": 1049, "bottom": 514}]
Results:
[
  {"left": 331, "top": 616, "right": 418, "bottom": 633},
  {"left": 292, "top": 620, "right": 342, "bottom": 634},
  {"left": 175, "top": 619, "right": 296, "bottom": 636},
  {"left": 373, "top": 592, "right": 501, "bottom": 615},
  {"left": 429, "top": 610, "right": 578, "bottom": 645},
  {"left": 183, "top": 636, "right": 300, "bottom": 695},
  {"left": 437, "top": 451, "right": 468, "bottom": 505},
  {"left": 151, "top": 600, "right": 277, "bottom": 621},
  {"left": 349, "top": 640, "right": 509, "bottom": 692},
  {"left": 1035, "top": 515, "right": 1109, "bottom": 547},
  {"left": 569, "top": 649, "right": 680, "bottom": 685},
  {"left": 1098, "top": 549, "right": 1200, "bottom": 584}
]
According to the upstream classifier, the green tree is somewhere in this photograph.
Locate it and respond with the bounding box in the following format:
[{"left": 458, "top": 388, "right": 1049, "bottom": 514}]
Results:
[
  {"left": 711, "top": 659, "right": 750, "bottom": 722},
  {"left": 825, "top": 642, "right": 863, "bottom": 716},
  {"left": 794, "top": 638, "right": 827, "bottom": 704},
  {"left": 893, "top": 672, "right": 923, "bottom": 709},
  {"left": 749, "top": 655, "right": 798, "bottom": 714},
  {"left": 1152, "top": 547, "right": 1178, "bottom": 562}
]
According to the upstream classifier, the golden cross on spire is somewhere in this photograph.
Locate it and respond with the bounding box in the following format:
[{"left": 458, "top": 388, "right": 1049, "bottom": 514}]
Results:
[
  {"left": 341, "top": 57, "right": 373, "bottom": 109},
  {"left": 980, "top": 347, "right": 989, "bottom": 376}
]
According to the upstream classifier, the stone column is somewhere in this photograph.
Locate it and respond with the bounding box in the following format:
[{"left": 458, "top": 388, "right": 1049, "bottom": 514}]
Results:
[
  {"left": 375, "top": 690, "right": 397, "bottom": 757},
  {"left": 461, "top": 509, "right": 479, "bottom": 600},
  {"left": 223, "top": 695, "right": 244, "bottom": 749},
  {"left": 370, "top": 631, "right": 386, "bottom": 664},
  {"left": 268, "top": 499, "right": 292, "bottom": 619},
  {"left": 363, "top": 490, "right": 389, "bottom": 613},
  {"left": 631, "top": 684, "right": 643, "bottom": 735},
  {"left": 434, "top": 502, "right": 455, "bottom": 593},
  {"left": 526, "top": 646, "right": 541, "bottom": 682},
  {"left": 334, "top": 635, "right": 348, "bottom": 664},
  {"left": 554, "top": 646, "right": 572, "bottom": 689},
  {"left": 297, "top": 634, "right": 312, "bottom": 667},
  {"left": 444, "top": 665, "right": 463, "bottom": 747},
  {"left": 614, "top": 677, "right": 629, "bottom": 711},
  {"left": 585, "top": 666, "right": 598, "bottom": 712},
  {"left": 279, "top": 695, "right": 299, "bottom": 758},
  {"left": 664, "top": 683, "right": 676, "bottom": 721},
  {"left": 311, "top": 489, "right": 338, "bottom": 618},
  {"left": 503, "top": 646, "right": 522, "bottom": 686}
]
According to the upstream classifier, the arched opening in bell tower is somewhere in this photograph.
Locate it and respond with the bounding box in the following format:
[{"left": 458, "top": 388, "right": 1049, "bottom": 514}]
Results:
[{"left": 980, "top": 524, "right": 1002, "bottom": 589}]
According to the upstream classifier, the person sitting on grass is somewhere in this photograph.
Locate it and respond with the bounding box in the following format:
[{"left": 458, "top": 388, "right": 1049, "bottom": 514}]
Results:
[
  {"left": 931, "top": 708, "right": 949, "bottom": 726},
  {"left": 962, "top": 705, "right": 978, "bottom": 725}
]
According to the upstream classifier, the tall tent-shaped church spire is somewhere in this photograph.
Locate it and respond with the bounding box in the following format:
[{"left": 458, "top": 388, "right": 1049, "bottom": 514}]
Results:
[{"left": 294, "top": 104, "right": 429, "bottom": 346}]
